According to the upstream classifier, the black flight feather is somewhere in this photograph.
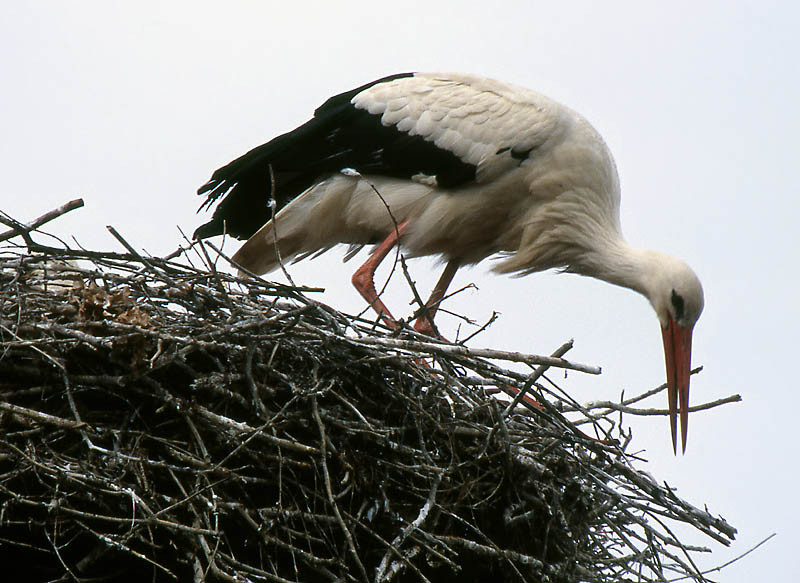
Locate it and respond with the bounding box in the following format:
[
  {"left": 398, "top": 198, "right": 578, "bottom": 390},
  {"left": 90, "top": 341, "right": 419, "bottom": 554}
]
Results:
[{"left": 194, "top": 73, "right": 477, "bottom": 240}]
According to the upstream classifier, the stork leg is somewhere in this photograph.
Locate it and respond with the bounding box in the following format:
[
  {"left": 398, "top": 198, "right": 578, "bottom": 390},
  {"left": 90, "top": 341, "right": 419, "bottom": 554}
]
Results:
[
  {"left": 413, "top": 259, "right": 460, "bottom": 338},
  {"left": 355, "top": 233, "right": 543, "bottom": 413},
  {"left": 351, "top": 221, "right": 409, "bottom": 330}
]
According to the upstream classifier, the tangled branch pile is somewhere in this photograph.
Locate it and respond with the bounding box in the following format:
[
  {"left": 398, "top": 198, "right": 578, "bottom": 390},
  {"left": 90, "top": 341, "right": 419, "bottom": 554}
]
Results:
[{"left": 0, "top": 204, "right": 738, "bottom": 582}]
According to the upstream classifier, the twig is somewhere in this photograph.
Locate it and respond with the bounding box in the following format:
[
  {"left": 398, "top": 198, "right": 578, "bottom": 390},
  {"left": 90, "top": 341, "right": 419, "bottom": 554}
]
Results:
[
  {"left": 375, "top": 473, "right": 442, "bottom": 582},
  {"left": 106, "top": 224, "right": 179, "bottom": 287},
  {"left": 501, "top": 339, "right": 575, "bottom": 417},
  {"left": 348, "top": 335, "right": 602, "bottom": 374},
  {"left": 0, "top": 198, "right": 84, "bottom": 243},
  {"left": 579, "top": 394, "right": 742, "bottom": 417},
  {"left": 0, "top": 401, "right": 89, "bottom": 431},
  {"left": 311, "top": 395, "right": 370, "bottom": 583},
  {"left": 340, "top": 169, "right": 411, "bottom": 323},
  {"left": 267, "top": 163, "right": 297, "bottom": 287},
  {"left": 695, "top": 533, "right": 775, "bottom": 578},
  {"left": 561, "top": 366, "right": 704, "bottom": 413}
]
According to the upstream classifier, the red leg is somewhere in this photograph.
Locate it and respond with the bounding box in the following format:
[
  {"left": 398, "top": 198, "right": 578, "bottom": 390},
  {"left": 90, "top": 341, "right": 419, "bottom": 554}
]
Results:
[
  {"left": 355, "top": 242, "right": 550, "bottom": 414},
  {"left": 351, "top": 221, "right": 408, "bottom": 329},
  {"left": 413, "top": 259, "right": 460, "bottom": 338}
]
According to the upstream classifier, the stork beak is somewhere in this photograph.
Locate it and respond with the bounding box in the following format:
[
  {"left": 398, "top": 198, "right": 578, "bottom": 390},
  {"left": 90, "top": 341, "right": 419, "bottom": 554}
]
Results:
[{"left": 661, "top": 319, "right": 694, "bottom": 454}]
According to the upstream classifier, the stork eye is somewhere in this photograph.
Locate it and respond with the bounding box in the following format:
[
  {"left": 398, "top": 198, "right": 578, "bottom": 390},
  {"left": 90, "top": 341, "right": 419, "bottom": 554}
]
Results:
[{"left": 671, "top": 289, "right": 685, "bottom": 321}]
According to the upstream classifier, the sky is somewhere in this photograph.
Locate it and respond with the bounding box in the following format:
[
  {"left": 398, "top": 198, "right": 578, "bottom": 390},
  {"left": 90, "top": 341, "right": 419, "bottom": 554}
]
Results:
[{"left": 2, "top": 1, "right": 798, "bottom": 580}]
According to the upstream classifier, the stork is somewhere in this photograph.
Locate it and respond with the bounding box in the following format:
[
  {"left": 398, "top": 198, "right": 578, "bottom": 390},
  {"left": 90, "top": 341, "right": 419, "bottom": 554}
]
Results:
[{"left": 194, "top": 72, "right": 704, "bottom": 453}]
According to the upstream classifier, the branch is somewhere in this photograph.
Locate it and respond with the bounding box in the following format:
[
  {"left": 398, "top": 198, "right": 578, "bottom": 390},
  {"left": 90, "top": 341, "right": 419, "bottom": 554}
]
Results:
[
  {"left": 0, "top": 401, "right": 89, "bottom": 431},
  {"left": 311, "top": 395, "right": 370, "bottom": 583},
  {"left": 0, "top": 198, "right": 84, "bottom": 243},
  {"left": 349, "top": 335, "right": 602, "bottom": 375},
  {"left": 581, "top": 394, "right": 742, "bottom": 416}
]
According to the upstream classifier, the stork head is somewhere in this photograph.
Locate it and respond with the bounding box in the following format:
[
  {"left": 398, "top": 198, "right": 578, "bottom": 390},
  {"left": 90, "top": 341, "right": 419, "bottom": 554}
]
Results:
[{"left": 640, "top": 253, "right": 704, "bottom": 454}]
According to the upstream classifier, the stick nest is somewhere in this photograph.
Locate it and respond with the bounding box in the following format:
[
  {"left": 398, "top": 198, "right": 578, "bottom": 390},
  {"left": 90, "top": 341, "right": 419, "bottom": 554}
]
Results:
[{"left": 0, "top": 205, "right": 738, "bottom": 583}]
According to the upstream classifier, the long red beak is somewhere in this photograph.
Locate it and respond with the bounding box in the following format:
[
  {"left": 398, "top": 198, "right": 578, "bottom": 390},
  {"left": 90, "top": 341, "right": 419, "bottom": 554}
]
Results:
[{"left": 661, "top": 319, "right": 694, "bottom": 454}]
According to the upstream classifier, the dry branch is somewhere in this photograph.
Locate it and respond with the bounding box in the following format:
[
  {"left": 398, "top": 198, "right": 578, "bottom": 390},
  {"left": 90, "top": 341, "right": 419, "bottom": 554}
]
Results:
[
  {"left": 0, "top": 202, "right": 743, "bottom": 583},
  {"left": 0, "top": 198, "right": 84, "bottom": 243}
]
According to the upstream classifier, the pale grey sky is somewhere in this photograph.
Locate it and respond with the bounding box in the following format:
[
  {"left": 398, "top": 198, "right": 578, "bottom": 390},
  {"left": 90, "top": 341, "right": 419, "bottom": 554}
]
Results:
[{"left": 2, "top": 2, "right": 798, "bottom": 580}]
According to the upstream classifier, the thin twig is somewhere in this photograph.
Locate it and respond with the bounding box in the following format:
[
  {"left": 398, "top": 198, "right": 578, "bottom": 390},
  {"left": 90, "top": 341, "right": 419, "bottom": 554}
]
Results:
[{"left": 267, "top": 163, "right": 297, "bottom": 287}]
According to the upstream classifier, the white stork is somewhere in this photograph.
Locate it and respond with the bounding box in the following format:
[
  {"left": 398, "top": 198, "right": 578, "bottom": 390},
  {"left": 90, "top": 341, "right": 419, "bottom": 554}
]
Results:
[{"left": 195, "top": 72, "right": 704, "bottom": 453}]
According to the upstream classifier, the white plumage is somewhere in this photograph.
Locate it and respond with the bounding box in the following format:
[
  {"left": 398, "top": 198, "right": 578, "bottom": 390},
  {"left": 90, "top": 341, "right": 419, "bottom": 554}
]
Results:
[{"left": 195, "top": 72, "right": 704, "bottom": 453}]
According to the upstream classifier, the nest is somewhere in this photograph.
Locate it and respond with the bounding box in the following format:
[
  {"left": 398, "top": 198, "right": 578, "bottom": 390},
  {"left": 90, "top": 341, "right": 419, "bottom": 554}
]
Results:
[{"left": 0, "top": 201, "right": 739, "bottom": 582}]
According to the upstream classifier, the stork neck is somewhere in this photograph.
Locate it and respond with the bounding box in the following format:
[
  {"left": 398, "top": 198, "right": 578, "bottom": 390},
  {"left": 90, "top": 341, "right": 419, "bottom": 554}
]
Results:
[{"left": 582, "top": 239, "right": 657, "bottom": 298}]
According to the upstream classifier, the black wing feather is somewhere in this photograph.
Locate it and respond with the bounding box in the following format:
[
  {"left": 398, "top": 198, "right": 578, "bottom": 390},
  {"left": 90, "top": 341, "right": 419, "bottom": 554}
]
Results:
[{"left": 194, "top": 73, "right": 477, "bottom": 240}]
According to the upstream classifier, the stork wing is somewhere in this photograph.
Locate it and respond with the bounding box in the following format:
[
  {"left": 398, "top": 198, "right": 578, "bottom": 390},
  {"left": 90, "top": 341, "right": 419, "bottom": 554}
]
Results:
[
  {"left": 351, "top": 72, "right": 562, "bottom": 183},
  {"left": 195, "top": 72, "right": 565, "bottom": 239}
]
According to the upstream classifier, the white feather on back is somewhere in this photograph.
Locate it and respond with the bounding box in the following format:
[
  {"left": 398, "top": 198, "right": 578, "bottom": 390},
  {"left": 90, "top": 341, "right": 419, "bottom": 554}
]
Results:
[{"left": 352, "top": 73, "right": 567, "bottom": 183}]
